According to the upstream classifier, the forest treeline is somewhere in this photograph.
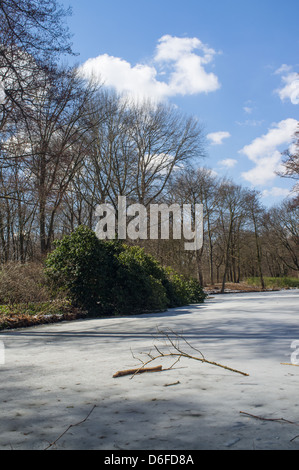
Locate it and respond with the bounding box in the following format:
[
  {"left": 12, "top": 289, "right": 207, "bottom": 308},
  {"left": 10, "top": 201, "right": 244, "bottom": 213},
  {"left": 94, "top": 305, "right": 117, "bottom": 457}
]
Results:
[{"left": 0, "top": 0, "right": 298, "bottom": 293}]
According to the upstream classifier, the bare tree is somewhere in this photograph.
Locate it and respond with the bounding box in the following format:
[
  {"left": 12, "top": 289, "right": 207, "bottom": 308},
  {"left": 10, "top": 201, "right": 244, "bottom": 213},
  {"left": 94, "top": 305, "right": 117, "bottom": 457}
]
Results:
[
  {"left": 265, "top": 199, "right": 299, "bottom": 273},
  {"left": 169, "top": 166, "right": 220, "bottom": 285},
  {"left": 217, "top": 182, "right": 247, "bottom": 293},
  {"left": 244, "top": 189, "right": 266, "bottom": 289},
  {"left": 2, "top": 68, "right": 101, "bottom": 255},
  {"left": 77, "top": 91, "right": 136, "bottom": 213},
  {"left": 277, "top": 125, "right": 299, "bottom": 194},
  {"left": 129, "top": 101, "right": 206, "bottom": 206},
  {"left": 77, "top": 93, "right": 206, "bottom": 235},
  {"left": 0, "top": 0, "right": 73, "bottom": 129}
]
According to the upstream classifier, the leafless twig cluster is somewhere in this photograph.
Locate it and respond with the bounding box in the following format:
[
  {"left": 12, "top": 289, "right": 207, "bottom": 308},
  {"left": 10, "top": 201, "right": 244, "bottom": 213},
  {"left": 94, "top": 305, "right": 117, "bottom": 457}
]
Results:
[{"left": 130, "top": 327, "right": 249, "bottom": 378}]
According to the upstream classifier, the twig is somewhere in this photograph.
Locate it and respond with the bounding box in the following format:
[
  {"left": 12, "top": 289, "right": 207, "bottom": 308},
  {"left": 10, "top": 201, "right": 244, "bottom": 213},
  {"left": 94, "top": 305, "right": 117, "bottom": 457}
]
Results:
[
  {"left": 281, "top": 362, "right": 299, "bottom": 367},
  {"left": 164, "top": 381, "right": 180, "bottom": 387},
  {"left": 113, "top": 365, "right": 163, "bottom": 378},
  {"left": 240, "top": 411, "right": 296, "bottom": 425},
  {"left": 44, "top": 405, "right": 96, "bottom": 450},
  {"left": 240, "top": 411, "right": 299, "bottom": 442}
]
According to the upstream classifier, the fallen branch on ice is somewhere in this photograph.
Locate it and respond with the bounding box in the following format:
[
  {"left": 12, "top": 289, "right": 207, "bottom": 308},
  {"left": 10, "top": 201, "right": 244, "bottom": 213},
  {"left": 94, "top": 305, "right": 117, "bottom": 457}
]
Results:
[{"left": 130, "top": 327, "right": 249, "bottom": 379}]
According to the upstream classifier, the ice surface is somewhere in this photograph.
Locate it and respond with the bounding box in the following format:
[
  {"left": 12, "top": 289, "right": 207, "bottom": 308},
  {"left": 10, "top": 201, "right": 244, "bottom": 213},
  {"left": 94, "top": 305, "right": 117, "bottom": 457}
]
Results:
[{"left": 0, "top": 289, "right": 298, "bottom": 450}]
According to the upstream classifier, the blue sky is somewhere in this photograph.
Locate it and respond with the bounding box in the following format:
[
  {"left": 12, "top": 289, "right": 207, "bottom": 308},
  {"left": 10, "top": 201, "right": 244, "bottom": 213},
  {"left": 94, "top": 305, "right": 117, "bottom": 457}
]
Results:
[{"left": 61, "top": 0, "right": 299, "bottom": 206}]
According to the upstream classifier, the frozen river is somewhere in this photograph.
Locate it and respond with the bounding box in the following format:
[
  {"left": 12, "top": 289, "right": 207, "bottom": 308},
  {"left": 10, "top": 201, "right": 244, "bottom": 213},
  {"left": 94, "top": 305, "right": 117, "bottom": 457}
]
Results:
[{"left": 0, "top": 289, "right": 298, "bottom": 450}]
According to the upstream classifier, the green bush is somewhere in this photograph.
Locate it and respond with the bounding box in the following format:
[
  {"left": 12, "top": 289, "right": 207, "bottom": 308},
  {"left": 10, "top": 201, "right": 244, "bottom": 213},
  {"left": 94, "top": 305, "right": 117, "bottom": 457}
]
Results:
[
  {"left": 184, "top": 277, "right": 207, "bottom": 304},
  {"left": 164, "top": 268, "right": 207, "bottom": 307},
  {"left": 112, "top": 245, "right": 169, "bottom": 314},
  {"left": 45, "top": 226, "right": 117, "bottom": 312},
  {"left": 45, "top": 226, "right": 206, "bottom": 316}
]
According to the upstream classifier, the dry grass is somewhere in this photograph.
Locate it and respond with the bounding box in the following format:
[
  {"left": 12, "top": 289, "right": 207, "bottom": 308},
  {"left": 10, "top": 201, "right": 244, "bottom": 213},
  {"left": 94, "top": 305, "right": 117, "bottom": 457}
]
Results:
[
  {"left": 0, "top": 262, "right": 50, "bottom": 304},
  {"left": 0, "top": 262, "right": 87, "bottom": 330}
]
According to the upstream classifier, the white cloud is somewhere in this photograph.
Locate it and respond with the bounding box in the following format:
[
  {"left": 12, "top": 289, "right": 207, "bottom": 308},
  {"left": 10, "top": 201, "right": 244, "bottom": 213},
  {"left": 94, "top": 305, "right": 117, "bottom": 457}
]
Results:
[
  {"left": 155, "top": 35, "right": 220, "bottom": 96},
  {"left": 243, "top": 106, "right": 253, "bottom": 114},
  {"left": 80, "top": 54, "right": 169, "bottom": 102},
  {"left": 218, "top": 158, "right": 238, "bottom": 168},
  {"left": 79, "top": 35, "right": 220, "bottom": 102},
  {"left": 275, "top": 64, "right": 293, "bottom": 75},
  {"left": 207, "top": 131, "right": 231, "bottom": 145},
  {"left": 240, "top": 118, "right": 298, "bottom": 186},
  {"left": 236, "top": 119, "right": 264, "bottom": 127},
  {"left": 275, "top": 66, "right": 299, "bottom": 105},
  {"left": 261, "top": 187, "right": 291, "bottom": 198}
]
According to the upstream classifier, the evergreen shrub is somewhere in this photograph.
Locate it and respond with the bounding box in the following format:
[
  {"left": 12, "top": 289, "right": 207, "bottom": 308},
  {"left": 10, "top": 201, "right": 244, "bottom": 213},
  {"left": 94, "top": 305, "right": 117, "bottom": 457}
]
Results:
[{"left": 45, "top": 226, "right": 206, "bottom": 315}]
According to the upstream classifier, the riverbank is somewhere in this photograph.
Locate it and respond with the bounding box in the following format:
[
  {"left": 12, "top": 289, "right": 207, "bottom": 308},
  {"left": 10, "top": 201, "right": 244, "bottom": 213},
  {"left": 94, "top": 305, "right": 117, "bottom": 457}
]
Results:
[{"left": 204, "top": 282, "right": 279, "bottom": 295}]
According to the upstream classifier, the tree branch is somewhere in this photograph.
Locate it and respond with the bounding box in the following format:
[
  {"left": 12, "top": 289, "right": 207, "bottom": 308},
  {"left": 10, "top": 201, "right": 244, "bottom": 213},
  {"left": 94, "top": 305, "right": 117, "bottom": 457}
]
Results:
[{"left": 129, "top": 327, "right": 249, "bottom": 379}]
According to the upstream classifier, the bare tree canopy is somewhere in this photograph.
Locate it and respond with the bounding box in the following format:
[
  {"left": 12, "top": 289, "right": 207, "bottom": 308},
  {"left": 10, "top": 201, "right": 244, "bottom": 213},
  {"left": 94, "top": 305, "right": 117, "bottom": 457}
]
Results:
[
  {"left": 278, "top": 125, "right": 299, "bottom": 193},
  {"left": 0, "top": 0, "right": 74, "bottom": 127},
  {"left": 0, "top": 0, "right": 72, "bottom": 54}
]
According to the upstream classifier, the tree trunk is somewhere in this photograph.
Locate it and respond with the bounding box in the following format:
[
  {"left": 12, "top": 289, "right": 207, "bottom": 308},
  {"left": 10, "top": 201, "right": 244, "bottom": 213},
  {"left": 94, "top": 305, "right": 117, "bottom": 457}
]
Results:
[
  {"left": 196, "top": 247, "right": 204, "bottom": 286},
  {"left": 253, "top": 216, "right": 265, "bottom": 289},
  {"left": 39, "top": 156, "right": 47, "bottom": 255},
  {"left": 221, "top": 220, "right": 233, "bottom": 293}
]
